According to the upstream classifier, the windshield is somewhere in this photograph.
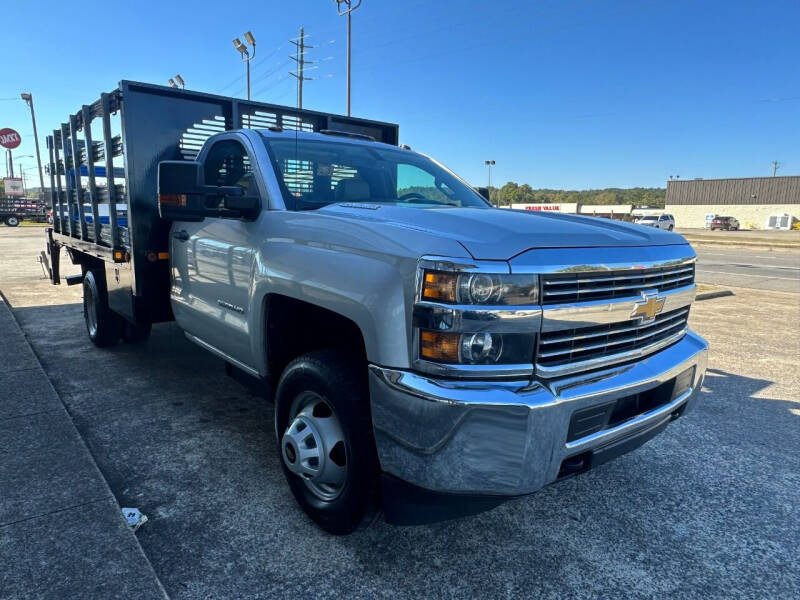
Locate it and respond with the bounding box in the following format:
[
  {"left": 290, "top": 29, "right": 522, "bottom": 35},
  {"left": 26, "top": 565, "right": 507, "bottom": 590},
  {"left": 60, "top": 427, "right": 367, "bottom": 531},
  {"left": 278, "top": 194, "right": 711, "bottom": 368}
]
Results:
[{"left": 261, "top": 136, "right": 490, "bottom": 211}]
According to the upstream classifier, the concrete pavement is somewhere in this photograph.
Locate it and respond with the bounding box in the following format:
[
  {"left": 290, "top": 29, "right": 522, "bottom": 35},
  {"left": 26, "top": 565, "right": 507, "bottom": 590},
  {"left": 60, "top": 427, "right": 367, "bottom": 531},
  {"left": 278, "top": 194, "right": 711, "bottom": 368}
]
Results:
[{"left": 0, "top": 293, "right": 166, "bottom": 599}]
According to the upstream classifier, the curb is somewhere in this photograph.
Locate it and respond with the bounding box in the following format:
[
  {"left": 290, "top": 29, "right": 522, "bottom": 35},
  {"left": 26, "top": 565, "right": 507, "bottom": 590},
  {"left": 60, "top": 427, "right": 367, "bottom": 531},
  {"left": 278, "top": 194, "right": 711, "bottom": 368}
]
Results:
[{"left": 696, "top": 290, "right": 735, "bottom": 301}]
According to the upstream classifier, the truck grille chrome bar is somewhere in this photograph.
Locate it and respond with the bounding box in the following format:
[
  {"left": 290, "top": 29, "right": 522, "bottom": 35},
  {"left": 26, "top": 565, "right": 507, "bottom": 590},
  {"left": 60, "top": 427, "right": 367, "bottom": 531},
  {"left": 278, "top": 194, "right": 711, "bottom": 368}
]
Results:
[
  {"left": 536, "top": 307, "right": 690, "bottom": 377},
  {"left": 541, "top": 263, "right": 695, "bottom": 305}
]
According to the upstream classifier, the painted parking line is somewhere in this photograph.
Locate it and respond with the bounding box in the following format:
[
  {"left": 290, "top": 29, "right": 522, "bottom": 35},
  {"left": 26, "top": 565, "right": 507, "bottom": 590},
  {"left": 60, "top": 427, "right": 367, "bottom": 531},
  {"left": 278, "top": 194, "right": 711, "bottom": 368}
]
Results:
[
  {"left": 699, "top": 262, "right": 800, "bottom": 271},
  {"left": 696, "top": 269, "right": 800, "bottom": 282}
]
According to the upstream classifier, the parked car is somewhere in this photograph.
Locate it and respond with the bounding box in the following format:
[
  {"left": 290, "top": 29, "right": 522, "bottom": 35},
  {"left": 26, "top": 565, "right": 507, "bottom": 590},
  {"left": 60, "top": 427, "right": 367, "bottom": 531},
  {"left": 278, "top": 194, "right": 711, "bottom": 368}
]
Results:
[
  {"left": 710, "top": 216, "right": 739, "bottom": 231},
  {"left": 636, "top": 214, "right": 675, "bottom": 230},
  {"left": 42, "top": 81, "right": 708, "bottom": 535}
]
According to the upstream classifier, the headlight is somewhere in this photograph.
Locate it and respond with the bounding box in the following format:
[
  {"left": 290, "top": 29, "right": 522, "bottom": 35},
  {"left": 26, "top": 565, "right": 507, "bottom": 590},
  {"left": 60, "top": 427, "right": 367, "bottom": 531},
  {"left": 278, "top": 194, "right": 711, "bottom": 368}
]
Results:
[
  {"left": 419, "top": 331, "right": 536, "bottom": 365},
  {"left": 421, "top": 270, "right": 539, "bottom": 305},
  {"left": 415, "top": 261, "right": 541, "bottom": 375}
]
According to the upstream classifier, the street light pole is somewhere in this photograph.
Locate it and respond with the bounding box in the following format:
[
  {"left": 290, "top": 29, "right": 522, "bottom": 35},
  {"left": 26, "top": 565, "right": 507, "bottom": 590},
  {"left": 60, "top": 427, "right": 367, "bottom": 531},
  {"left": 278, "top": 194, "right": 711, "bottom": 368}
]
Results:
[
  {"left": 20, "top": 93, "right": 46, "bottom": 197},
  {"left": 484, "top": 160, "right": 495, "bottom": 206},
  {"left": 335, "top": 0, "right": 362, "bottom": 116},
  {"left": 233, "top": 32, "right": 256, "bottom": 100}
]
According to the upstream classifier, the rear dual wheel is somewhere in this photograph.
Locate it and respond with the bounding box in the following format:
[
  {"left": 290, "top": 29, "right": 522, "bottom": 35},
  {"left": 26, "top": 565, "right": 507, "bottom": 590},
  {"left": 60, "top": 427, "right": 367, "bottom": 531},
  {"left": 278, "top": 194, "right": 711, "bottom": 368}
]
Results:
[
  {"left": 83, "top": 270, "right": 121, "bottom": 347},
  {"left": 275, "top": 350, "right": 379, "bottom": 535},
  {"left": 83, "top": 269, "right": 151, "bottom": 346}
]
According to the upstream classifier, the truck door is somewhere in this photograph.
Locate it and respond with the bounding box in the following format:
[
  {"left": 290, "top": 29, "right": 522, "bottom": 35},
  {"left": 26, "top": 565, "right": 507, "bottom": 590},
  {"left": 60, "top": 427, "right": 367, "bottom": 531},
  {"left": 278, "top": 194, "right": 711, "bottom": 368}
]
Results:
[{"left": 170, "top": 137, "right": 263, "bottom": 368}]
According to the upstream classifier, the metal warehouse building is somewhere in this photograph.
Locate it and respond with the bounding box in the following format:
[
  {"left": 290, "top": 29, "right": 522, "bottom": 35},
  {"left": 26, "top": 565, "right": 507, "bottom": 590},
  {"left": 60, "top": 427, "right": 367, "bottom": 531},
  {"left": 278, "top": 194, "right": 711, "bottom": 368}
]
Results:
[{"left": 665, "top": 175, "right": 799, "bottom": 229}]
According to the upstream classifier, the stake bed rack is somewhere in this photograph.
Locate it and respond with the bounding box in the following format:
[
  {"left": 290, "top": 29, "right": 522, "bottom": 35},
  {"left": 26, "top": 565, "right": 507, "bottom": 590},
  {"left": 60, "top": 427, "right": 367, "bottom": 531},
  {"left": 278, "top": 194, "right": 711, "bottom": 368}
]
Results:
[{"left": 44, "top": 80, "right": 399, "bottom": 325}]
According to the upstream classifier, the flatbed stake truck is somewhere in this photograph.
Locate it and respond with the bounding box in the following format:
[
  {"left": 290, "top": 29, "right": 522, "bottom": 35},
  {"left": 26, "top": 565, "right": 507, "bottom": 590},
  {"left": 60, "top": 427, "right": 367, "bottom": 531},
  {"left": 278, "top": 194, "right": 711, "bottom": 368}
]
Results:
[{"left": 42, "top": 81, "right": 707, "bottom": 534}]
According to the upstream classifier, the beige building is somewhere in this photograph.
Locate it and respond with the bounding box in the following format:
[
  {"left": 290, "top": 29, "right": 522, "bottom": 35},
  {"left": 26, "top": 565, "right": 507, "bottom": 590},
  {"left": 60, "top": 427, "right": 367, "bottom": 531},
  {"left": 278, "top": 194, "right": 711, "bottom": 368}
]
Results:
[{"left": 665, "top": 176, "right": 799, "bottom": 229}]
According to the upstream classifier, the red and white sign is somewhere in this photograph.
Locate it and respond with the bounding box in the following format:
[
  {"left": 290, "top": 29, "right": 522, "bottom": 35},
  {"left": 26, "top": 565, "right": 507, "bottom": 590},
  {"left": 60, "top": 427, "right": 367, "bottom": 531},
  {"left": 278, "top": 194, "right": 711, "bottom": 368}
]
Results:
[
  {"left": 3, "top": 177, "right": 24, "bottom": 197},
  {"left": 0, "top": 128, "right": 22, "bottom": 149},
  {"left": 524, "top": 204, "right": 561, "bottom": 211}
]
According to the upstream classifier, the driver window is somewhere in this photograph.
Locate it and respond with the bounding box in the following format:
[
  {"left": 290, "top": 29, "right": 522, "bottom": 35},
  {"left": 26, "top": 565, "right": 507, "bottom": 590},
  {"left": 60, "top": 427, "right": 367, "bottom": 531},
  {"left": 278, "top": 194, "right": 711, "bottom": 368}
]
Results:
[
  {"left": 396, "top": 163, "right": 451, "bottom": 203},
  {"left": 203, "top": 140, "right": 258, "bottom": 199}
]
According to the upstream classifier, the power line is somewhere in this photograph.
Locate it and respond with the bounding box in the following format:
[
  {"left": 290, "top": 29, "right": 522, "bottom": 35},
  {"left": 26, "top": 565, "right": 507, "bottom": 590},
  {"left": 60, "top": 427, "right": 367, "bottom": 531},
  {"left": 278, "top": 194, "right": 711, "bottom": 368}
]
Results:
[{"left": 289, "top": 27, "right": 313, "bottom": 109}]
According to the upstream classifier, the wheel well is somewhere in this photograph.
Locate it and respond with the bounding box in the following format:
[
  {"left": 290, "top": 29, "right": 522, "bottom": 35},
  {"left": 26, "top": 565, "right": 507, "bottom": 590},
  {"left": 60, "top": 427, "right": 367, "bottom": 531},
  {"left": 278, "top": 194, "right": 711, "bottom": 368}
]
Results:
[{"left": 265, "top": 295, "right": 367, "bottom": 381}]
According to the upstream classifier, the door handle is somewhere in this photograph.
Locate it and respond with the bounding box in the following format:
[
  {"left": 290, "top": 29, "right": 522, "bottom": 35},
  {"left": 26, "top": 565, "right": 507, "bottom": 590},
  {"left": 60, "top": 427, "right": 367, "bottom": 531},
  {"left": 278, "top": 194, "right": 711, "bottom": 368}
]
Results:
[{"left": 173, "top": 230, "right": 190, "bottom": 242}]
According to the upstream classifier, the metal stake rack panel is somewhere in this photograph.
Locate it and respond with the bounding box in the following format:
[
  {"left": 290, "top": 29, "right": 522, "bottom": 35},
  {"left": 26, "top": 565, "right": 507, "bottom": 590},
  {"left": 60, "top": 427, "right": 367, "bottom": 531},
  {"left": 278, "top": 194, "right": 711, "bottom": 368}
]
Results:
[{"left": 45, "top": 80, "right": 399, "bottom": 324}]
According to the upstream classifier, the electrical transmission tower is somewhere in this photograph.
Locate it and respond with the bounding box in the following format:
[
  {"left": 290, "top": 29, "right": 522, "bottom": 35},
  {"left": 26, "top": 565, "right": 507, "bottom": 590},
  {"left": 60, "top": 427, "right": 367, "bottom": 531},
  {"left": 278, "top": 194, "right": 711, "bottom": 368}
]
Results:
[{"left": 289, "top": 28, "right": 313, "bottom": 109}]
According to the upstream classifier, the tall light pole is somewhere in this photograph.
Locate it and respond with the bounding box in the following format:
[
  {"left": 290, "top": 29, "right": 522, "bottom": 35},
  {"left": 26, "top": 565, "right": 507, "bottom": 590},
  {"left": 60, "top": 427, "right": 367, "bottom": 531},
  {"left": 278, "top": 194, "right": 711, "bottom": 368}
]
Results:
[
  {"left": 20, "top": 93, "right": 46, "bottom": 197},
  {"left": 335, "top": 0, "right": 362, "bottom": 116},
  {"left": 233, "top": 31, "right": 256, "bottom": 100},
  {"left": 485, "top": 160, "right": 495, "bottom": 206}
]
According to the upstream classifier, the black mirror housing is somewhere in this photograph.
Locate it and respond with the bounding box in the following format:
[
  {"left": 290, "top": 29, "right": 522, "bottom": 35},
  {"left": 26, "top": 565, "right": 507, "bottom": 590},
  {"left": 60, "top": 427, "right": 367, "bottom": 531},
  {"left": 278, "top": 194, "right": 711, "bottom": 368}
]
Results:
[
  {"left": 158, "top": 161, "right": 206, "bottom": 221},
  {"left": 158, "top": 161, "right": 260, "bottom": 221},
  {"left": 476, "top": 186, "right": 491, "bottom": 202}
]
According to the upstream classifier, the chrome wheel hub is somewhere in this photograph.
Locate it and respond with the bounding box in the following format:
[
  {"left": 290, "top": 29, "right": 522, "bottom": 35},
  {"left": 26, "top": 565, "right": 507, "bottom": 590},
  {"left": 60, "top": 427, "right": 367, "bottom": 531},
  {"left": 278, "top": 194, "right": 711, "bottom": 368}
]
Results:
[{"left": 282, "top": 392, "right": 347, "bottom": 501}]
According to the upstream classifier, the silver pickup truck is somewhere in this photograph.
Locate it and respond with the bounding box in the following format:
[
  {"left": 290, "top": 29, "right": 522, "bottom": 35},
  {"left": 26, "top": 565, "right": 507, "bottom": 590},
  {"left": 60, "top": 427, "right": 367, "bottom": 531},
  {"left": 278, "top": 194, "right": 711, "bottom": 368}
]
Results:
[{"left": 44, "top": 82, "right": 707, "bottom": 534}]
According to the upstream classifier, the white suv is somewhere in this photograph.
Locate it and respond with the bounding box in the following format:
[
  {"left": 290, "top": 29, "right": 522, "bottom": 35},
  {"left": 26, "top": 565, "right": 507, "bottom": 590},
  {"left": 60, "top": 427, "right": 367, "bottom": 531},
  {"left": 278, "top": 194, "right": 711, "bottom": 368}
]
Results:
[{"left": 637, "top": 214, "right": 675, "bottom": 231}]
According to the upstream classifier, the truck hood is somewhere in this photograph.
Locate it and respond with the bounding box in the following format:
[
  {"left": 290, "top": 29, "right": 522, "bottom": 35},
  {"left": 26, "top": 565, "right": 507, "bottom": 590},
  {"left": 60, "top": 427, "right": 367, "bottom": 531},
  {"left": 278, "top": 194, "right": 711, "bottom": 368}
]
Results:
[{"left": 319, "top": 204, "right": 687, "bottom": 260}]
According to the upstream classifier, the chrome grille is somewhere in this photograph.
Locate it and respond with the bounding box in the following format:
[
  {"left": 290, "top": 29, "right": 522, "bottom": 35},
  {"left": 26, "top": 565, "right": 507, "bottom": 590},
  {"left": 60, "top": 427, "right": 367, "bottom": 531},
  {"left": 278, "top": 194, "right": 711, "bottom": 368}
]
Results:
[
  {"left": 536, "top": 307, "right": 689, "bottom": 374},
  {"left": 540, "top": 263, "right": 695, "bottom": 305}
]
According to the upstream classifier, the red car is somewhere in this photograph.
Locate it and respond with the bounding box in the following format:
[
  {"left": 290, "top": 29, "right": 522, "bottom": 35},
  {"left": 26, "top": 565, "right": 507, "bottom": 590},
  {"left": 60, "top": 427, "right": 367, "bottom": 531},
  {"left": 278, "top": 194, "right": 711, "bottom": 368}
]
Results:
[{"left": 710, "top": 216, "right": 740, "bottom": 231}]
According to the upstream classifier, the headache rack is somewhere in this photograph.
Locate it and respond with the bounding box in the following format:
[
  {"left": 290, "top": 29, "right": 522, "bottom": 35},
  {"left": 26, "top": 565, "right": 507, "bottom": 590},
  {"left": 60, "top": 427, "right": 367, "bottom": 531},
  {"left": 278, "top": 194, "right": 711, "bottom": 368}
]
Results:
[{"left": 44, "top": 80, "right": 398, "bottom": 324}]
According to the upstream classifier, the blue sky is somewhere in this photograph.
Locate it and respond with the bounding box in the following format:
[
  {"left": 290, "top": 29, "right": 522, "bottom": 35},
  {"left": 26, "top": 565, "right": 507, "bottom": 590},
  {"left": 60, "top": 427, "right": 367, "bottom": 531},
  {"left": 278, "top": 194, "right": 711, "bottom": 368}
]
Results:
[{"left": 1, "top": 0, "right": 798, "bottom": 190}]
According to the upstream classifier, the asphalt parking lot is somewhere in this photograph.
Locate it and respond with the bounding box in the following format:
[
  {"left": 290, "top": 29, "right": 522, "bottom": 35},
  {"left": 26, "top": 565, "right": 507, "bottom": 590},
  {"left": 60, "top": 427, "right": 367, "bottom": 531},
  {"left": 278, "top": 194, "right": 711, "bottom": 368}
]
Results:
[
  {"left": 1, "top": 227, "right": 799, "bottom": 599},
  {"left": 694, "top": 247, "right": 800, "bottom": 294}
]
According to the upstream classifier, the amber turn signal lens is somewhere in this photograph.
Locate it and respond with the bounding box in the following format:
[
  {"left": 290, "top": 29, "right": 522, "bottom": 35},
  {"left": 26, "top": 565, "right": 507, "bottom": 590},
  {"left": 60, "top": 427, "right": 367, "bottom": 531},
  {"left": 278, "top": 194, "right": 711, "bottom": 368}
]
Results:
[
  {"left": 419, "top": 330, "right": 460, "bottom": 362},
  {"left": 159, "top": 193, "right": 187, "bottom": 207},
  {"left": 422, "top": 271, "right": 458, "bottom": 303}
]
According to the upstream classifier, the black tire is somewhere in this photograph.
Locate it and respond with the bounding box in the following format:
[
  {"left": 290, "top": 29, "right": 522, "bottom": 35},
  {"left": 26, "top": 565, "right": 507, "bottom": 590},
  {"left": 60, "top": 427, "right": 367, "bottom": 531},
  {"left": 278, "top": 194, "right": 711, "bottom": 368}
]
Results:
[
  {"left": 5, "top": 216, "right": 20, "bottom": 227},
  {"left": 82, "top": 270, "right": 121, "bottom": 347},
  {"left": 274, "top": 350, "right": 378, "bottom": 535},
  {"left": 668, "top": 225, "right": 674, "bottom": 231},
  {"left": 121, "top": 320, "right": 152, "bottom": 344}
]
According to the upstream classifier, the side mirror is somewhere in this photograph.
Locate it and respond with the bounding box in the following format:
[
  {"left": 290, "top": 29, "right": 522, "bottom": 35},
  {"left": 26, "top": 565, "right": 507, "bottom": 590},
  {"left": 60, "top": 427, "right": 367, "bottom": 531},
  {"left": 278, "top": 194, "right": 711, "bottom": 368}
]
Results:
[
  {"left": 476, "top": 186, "right": 491, "bottom": 202},
  {"left": 158, "top": 161, "right": 260, "bottom": 221}
]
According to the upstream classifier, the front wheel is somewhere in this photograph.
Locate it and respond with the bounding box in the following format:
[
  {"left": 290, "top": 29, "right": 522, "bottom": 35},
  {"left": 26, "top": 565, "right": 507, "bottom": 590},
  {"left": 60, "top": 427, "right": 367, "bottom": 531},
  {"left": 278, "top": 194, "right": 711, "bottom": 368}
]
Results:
[
  {"left": 4, "top": 216, "right": 20, "bottom": 227},
  {"left": 668, "top": 224, "right": 674, "bottom": 231},
  {"left": 274, "top": 350, "right": 379, "bottom": 535}
]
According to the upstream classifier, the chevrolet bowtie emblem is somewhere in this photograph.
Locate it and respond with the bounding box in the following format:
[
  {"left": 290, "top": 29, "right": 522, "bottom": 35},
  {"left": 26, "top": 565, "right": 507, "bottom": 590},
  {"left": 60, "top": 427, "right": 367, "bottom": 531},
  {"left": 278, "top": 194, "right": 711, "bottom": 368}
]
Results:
[{"left": 631, "top": 290, "right": 665, "bottom": 323}]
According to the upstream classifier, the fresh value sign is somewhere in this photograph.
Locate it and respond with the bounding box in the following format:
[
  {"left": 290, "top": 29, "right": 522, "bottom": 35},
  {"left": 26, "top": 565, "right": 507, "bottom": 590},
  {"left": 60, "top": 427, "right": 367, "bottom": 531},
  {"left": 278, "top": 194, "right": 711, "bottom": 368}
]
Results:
[{"left": 0, "top": 128, "right": 22, "bottom": 149}]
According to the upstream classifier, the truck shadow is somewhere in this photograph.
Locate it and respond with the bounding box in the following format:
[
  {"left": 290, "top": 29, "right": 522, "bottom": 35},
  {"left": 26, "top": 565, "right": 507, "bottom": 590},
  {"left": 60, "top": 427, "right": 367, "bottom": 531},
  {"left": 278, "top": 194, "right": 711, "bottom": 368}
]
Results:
[{"left": 8, "top": 301, "right": 799, "bottom": 598}]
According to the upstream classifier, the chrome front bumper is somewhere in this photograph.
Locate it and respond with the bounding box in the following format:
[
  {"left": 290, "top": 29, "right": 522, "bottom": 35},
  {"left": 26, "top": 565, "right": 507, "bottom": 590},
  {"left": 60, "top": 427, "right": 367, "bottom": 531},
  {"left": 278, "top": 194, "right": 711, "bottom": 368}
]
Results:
[{"left": 368, "top": 331, "right": 708, "bottom": 496}]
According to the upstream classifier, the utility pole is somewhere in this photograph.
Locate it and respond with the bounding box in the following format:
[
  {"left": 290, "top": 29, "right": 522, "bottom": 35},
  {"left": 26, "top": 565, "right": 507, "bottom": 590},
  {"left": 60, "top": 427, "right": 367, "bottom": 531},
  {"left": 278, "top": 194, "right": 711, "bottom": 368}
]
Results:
[
  {"left": 772, "top": 160, "right": 781, "bottom": 176},
  {"left": 335, "top": 0, "right": 362, "bottom": 116},
  {"left": 18, "top": 163, "right": 26, "bottom": 195},
  {"left": 20, "top": 93, "right": 46, "bottom": 196},
  {"left": 290, "top": 28, "right": 313, "bottom": 109}
]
